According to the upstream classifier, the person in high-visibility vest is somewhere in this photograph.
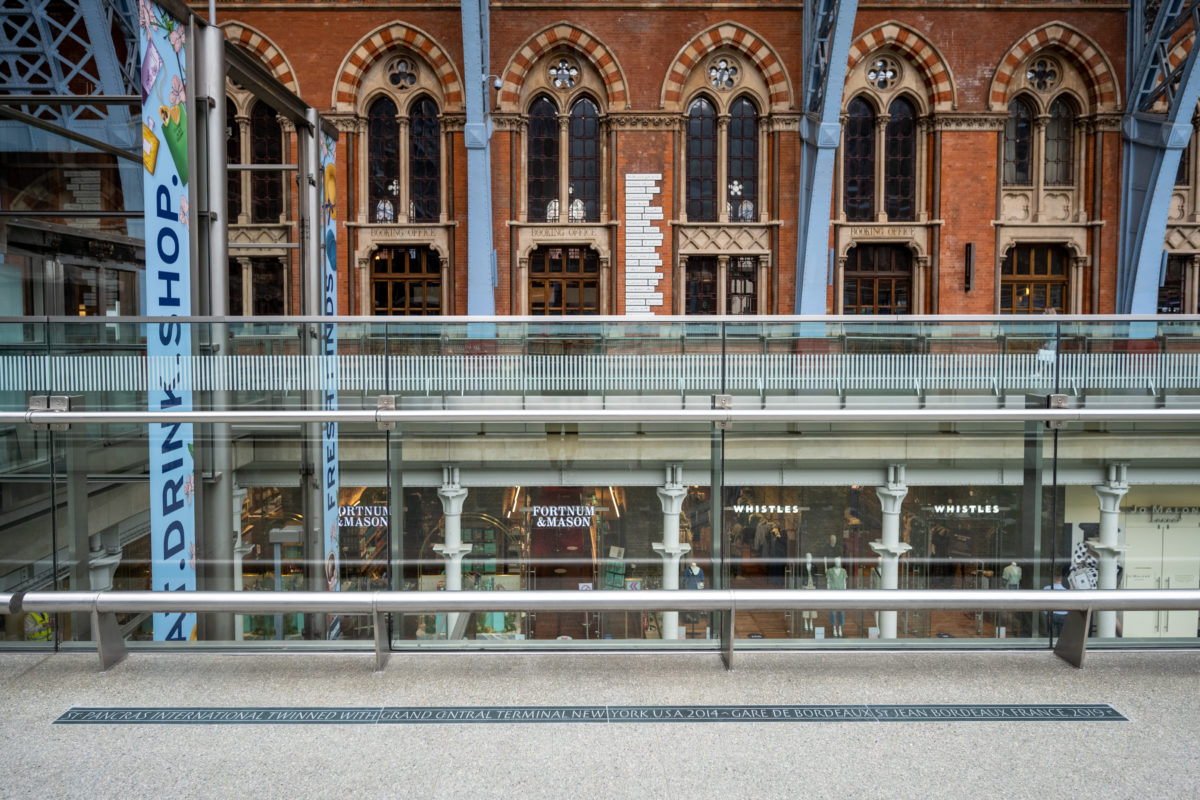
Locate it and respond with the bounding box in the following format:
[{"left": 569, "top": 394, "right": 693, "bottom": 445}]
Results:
[{"left": 24, "top": 612, "right": 52, "bottom": 642}]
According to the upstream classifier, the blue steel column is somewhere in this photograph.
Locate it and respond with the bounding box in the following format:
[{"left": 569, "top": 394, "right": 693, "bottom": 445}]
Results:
[
  {"left": 460, "top": 0, "right": 496, "bottom": 315},
  {"left": 794, "top": 0, "right": 859, "bottom": 315},
  {"left": 1118, "top": 1, "right": 1200, "bottom": 313}
]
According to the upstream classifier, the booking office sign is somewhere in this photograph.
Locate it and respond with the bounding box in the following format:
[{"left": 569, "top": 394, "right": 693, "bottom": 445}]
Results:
[
  {"left": 321, "top": 132, "right": 341, "bottom": 639},
  {"left": 140, "top": 1, "right": 197, "bottom": 641}
]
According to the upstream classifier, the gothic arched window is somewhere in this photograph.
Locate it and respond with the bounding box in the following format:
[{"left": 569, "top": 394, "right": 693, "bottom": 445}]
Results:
[
  {"left": 527, "top": 95, "right": 559, "bottom": 222},
  {"left": 1044, "top": 96, "right": 1076, "bottom": 186},
  {"left": 843, "top": 97, "right": 876, "bottom": 221},
  {"left": 568, "top": 97, "right": 601, "bottom": 222},
  {"left": 408, "top": 95, "right": 440, "bottom": 222},
  {"left": 249, "top": 100, "right": 282, "bottom": 223},
  {"left": 884, "top": 97, "right": 916, "bottom": 221},
  {"left": 686, "top": 96, "right": 718, "bottom": 222},
  {"left": 1004, "top": 96, "right": 1034, "bottom": 186},
  {"left": 367, "top": 96, "right": 400, "bottom": 223},
  {"left": 728, "top": 96, "right": 758, "bottom": 222}
]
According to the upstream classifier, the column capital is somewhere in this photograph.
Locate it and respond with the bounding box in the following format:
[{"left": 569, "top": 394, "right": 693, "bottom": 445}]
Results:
[
  {"left": 869, "top": 540, "right": 912, "bottom": 558},
  {"left": 657, "top": 484, "right": 687, "bottom": 516}
]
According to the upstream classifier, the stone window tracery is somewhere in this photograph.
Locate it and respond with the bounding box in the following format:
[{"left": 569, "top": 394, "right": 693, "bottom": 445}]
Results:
[
  {"left": 388, "top": 57, "right": 418, "bottom": 90},
  {"left": 867, "top": 57, "right": 900, "bottom": 91},
  {"left": 1026, "top": 58, "right": 1059, "bottom": 92},
  {"left": 548, "top": 59, "right": 579, "bottom": 90},
  {"left": 708, "top": 58, "right": 740, "bottom": 91}
]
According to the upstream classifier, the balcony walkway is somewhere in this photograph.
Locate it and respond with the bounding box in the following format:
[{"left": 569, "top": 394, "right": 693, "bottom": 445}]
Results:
[{"left": 2, "top": 648, "right": 1196, "bottom": 798}]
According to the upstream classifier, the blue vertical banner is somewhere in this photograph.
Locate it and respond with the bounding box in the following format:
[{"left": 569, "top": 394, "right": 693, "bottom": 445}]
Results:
[
  {"left": 320, "top": 131, "right": 340, "bottom": 639},
  {"left": 140, "top": 1, "right": 196, "bottom": 640}
]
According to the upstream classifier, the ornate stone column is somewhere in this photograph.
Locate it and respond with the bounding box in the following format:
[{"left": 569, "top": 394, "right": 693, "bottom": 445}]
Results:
[
  {"left": 652, "top": 465, "right": 691, "bottom": 641},
  {"left": 717, "top": 113, "right": 731, "bottom": 223},
  {"left": 870, "top": 464, "right": 911, "bottom": 639},
  {"left": 1092, "top": 463, "right": 1129, "bottom": 639}
]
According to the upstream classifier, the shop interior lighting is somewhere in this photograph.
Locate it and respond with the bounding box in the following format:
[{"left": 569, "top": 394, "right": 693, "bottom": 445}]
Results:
[{"left": 608, "top": 487, "right": 620, "bottom": 517}]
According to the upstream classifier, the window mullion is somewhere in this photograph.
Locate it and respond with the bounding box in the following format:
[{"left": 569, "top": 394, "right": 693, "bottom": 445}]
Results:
[
  {"left": 1032, "top": 115, "right": 1047, "bottom": 221},
  {"left": 718, "top": 113, "right": 730, "bottom": 223},
  {"left": 398, "top": 114, "right": 411, "bottom": 223},
  {"left": 875, "top": 114, "right": 889, "bottom": 222},
  {"left": 558, "top": 113, "right": 569, "bottom": 224}
]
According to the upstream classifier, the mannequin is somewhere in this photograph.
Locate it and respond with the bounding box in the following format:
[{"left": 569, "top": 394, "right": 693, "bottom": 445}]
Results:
[
  {"left": 1001, "top": 561, "right": 1022, "bottom": 589},
  {"left": 681, "top": 561, "right": 706, "bottom": 590},
  {"left": 801, "top": 552, "right": 816, "bottom": 632},
  {"left": 825, "top": 556, "right": 848, "bottom": 637}
]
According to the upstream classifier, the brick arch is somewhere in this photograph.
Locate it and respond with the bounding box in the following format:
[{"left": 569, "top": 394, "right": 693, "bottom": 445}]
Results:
[
  {"left": 497, "top": 23, "right": 628, "bottom": 111},
  {"left": 333, "top": 23, "right": 463, "bottom": 113},
  {"left": 660, "top": 22, "right": 793, "bottom": 112},
  {"left": 847, "top": 22, "right": 956, "bottom": 112},
  {"left": 989, "top": 22, "right": 1120, "bottom": 112},
  {"left": 220, "top": 22, "right": 299, "bottom": 95}
]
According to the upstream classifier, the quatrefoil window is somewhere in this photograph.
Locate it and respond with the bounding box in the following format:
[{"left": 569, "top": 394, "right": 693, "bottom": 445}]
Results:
[
  {"left": 549, "top": 59, "right": 579, "bottom": 90},
  {"left": 709, "top": 58, "right": 739, "bottom": 90},
  {"left": 387, "top": 58, "right": 417, "bottom": 90},
  {"left": 1027, "top": 58, "right": 1059, "bottom": 92},
  {"left": 867, "top": 57, "right": 900, "bottom": 90}
]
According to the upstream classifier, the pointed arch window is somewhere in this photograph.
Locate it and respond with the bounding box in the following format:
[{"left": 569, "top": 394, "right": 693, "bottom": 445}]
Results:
[
  {"left": 728, "top": 96, "right": 758, "bottom": 222},
  {"left": 1004, "top": 97, "right": 1034, "bottom": 186},
  {"left": 409, "top": 96, "right": 440, "bottom": 222},
  {"left": 568, "top": 97, "right": 600, "bottom": 222},
  {"left": 527, "top": 95, "right": 559, "bottom": 222},
  {"left": 884, "top": 97, "right": 916, "bottom": 221},
  {"left": 686, "top": 96, "right": 718, "bottom": 222},
  {"left": 367, "top": 96, "right": 400, "bottom": 223},
  {"left": 250, "top": 100, "right": 282, "bottom": 223},
  {"left": 843, "top": 97, "right": 876, "bottom": 221},
  {"left": 225, "top": 98, "right": 241, "bottom": 221},
  {"left": 1044, "top": 96, "right": 1075, "bottom": 186}
]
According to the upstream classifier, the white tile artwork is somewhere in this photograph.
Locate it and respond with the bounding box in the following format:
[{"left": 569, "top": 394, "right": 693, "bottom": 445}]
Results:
[{"left": 623, "top": 173, "right": 665, "bottom": 316}]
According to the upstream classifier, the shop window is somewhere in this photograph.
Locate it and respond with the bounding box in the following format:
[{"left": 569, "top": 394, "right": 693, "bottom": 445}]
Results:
[
  {"left": 727, "top": 96, "right": 758, "bottom": 222},
  {"left": 1157, "top": 254, "right": 1198, "bottom": 314},
  {"left": 408, "top": 96, "right": 440, "bottom": 223},
  {"left": 686, "top": 96, "right": 718, "bottom": 222},
  {"left": 249, "top": 100, "right": 282, "bottom": 223},
  {"left": 528, "top": 246, "right": 599, "bottom": 315},
  {"left": 371, "top": 245, "right": 441, "bottom": 315},
  {"left": 843, "top": 245, "right": 912, "bottom": 315},
  {"left": 685, "top": 256, "right": 717, "bottom": 314},
  {"left": 686, "top": 256, "right": 759, "bottom": 315},
  {"left": 1000, "top": 244, "right": 1069, "bottom": 314}
]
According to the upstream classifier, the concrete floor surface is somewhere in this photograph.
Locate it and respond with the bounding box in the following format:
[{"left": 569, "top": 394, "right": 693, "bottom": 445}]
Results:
[{"left": 1, "top": 649, "right": 1197, "bottom": 799}]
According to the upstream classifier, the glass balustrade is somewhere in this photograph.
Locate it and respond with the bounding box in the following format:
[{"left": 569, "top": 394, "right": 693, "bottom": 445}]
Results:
[{"left": 1, "top": 317, "right": 1199, "bottom": 651}]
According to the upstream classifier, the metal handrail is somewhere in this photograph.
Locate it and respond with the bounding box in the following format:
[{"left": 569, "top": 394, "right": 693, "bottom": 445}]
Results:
[
  {"left": 7, "top": 407, "right": 1200, "bottom": 426},
  {"left": 7, "top": 589, "right": 1199, "bottom": 673}
]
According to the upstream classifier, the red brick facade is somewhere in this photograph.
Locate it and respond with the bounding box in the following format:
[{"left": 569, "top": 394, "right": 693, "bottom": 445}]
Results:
[{"left": 211, "top": 1, "right": 1131, "bottom": 316}]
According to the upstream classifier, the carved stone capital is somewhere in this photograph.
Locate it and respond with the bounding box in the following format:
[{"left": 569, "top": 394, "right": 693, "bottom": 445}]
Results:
[
  {"left": 326, "top": 114, "right": 361, "bottom": 134},
  {"left": 606, "top": 113, "right": 683, "bottom": 131}
]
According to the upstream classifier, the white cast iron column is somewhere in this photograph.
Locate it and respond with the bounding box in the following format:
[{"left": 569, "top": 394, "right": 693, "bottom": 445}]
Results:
[
  {"left": 870, "top": 464, "right": 911, "bottom": 639},
  {"left": 1093, "top": 463, "right": 1129, "bottom": 639},
  {"left": 434, "top": 466, "right": 471, "bottom": 638},
  {"left": 653, "top": 465, "right": 690, "bottom": 641}
]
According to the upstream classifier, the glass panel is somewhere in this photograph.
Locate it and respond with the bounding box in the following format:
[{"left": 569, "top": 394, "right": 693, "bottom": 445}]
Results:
[
  {"left": 884, "top": 97, "right": 916, "bottom": 221},
  {"left": 728, "top": 96, "right": 758, "bottom": 222},
  {"left": 409, "top": 96, "right": 441, "bottom": 223},
  {"left": 368, "top": 96, "right": 400, "bottom": 223},
  {"left": 250, "top": 101, "right": 283, "bottom": 223},
  {"left": 1044, "top": 97, "right": 1075, "bottom": 186},
  {"left": 844, "top": 97, "right": 876, "bottom": 221},
  {"left": 1004, "top": 97, "right": 1033, "bottom": 185},
  {"left": 686, "top": 97, "right": 717, "bottom": 222},
  {"left": 527, "top": 96, "right": 559, "bottom": 222},
  {"left": 568, "top": 98, "right": 601, "bottom": 222}
]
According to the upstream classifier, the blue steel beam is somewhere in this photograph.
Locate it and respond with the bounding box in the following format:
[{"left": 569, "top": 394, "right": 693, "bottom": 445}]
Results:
[
  {"left": 1118, "top": 0, "right": 1200, "bottom": 312},
  {"left": 460, "top": 0, "right": 496, "bottom": 316},
  {"left": 795, "top": 0, "right": 859, "bottom": 315}
]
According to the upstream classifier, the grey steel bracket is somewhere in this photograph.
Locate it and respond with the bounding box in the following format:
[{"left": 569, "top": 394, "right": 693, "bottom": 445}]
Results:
[
  {"left": 373, "top": 608, "right": 389, "bottom": 672},
  {"left": 92, "top": 608, "right": 128, "bottom": 671},
  {"left": 1046, "top": 394, "right": 1069, "bottom": 429},
  {"left": 713, "top": 395, "right": 733, "bottom": 430},
  {"left": 1053, "top": 608, "right": 1092, "bottom": 669},
  {"left": 28, "top": 395, "right": 70, "bottom": 431},
  {"left": 377, "top": 395, "right": 396, "bottom": 431}
]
